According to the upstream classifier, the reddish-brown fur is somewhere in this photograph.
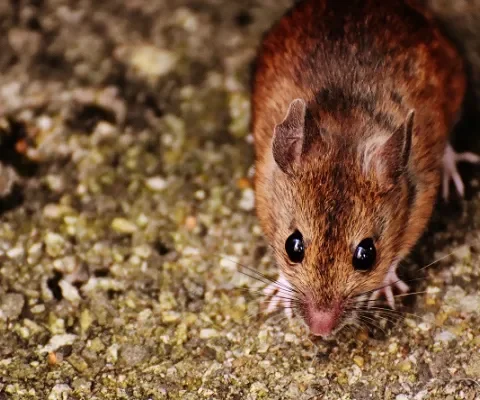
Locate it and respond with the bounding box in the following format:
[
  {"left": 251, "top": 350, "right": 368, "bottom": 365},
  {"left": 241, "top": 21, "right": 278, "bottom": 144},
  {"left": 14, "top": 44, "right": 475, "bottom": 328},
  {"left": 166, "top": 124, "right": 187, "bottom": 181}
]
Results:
[{"left": 251, "top": 0, "right": 465, "bottom": 326}]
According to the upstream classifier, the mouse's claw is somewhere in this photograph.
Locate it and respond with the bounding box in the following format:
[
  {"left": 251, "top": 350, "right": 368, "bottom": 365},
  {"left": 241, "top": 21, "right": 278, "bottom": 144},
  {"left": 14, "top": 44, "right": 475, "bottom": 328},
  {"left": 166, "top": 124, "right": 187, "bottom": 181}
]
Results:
[
  {"left": 442, "top": 143, "right": 480, "bottom": 201},
  {"left": 263, "top": 274, "right": 294, "bottom": 318},
  {"left": 368, "top": 267, "right": 409, "bottom": 309}
]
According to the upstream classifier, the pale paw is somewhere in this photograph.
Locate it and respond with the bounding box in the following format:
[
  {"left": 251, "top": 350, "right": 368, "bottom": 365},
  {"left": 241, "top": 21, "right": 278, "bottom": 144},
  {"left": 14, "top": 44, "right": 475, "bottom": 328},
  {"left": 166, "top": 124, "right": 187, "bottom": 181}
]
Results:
[
  {"left": 369, "top": 268, "right": 409, "bottom": 310},
  {"left": 442, "top": 143, "right": 480, "bottom": 200},
  {"left": 263, "top": 274, "right": 294, "bottom": 318}
]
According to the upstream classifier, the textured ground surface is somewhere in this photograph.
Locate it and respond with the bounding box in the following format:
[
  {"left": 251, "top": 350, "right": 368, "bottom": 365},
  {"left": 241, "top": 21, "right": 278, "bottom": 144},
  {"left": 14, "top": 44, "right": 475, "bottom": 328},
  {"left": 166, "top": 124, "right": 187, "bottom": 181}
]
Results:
[{"left": 0, "top": 0, "right": 479, "bottom": 399}]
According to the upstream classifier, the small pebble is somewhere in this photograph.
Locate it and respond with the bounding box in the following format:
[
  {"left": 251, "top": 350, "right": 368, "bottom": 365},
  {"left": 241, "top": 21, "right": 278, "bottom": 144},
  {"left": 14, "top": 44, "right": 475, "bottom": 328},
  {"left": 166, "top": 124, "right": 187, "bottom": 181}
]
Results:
[
  {"left": 47, "top": 351, "right": 62, "bottom": 366},
  {"left": 146, "top": 176, "right": 168, "bottom": 192},
  {"left": 119, "top": 344, "right": 151, "bottom": 367},
  {"left": 93, "top": 121, "right": 116, "bottom": 138},
  {"left": 426, "top": 286, "right": 441, "bottom": 294},
  {"left": 129, "top": 45, "right": 178, "bottom": 78},
  {"left": 435, "top": 312, "right": 448, "bottom": 326},
  {"left": 31, "top": 304, "right": 45, "bottom": 314},
  {"left": 236, "top": 177, "right": 251, "bottom": 189},
  {"left": 162, "top": 311, "right": 181, "bottom": 323},
  {"left": 404, "top": 318, "right": 417, "bottom": 329},
  {"left": 111, "top": 218, "right": 138, "bottom": 234},
  {"left": 353, "top": 356, "right": 364, "bottom": 368},
  {"left": 414, "top": 390, "right": 428, "bottom": 400},
  {"left": 464, "top": 354, "right": 480, "bottom": 378},
  {"left": 43, "top": 204, "right": 72, "bottom": 219},
  {"left": 250, "top": 382, "right": 268, "bottom": 395},
  {"left": 194, "top": 190, "right": 206, "bottom": 200},
  {"left": 45, "top": 232, "right": 67, "bottom": 257},
  {"left": 45, "top": 175, "right": 65, "bottom": 192},
  {"left": 418, "top": 322, "right": 431, "bottom": 332},
  {"left": 174, "top": 323, "right": 188, "bottom": 346},
  {"left": 452, "top": 244, "right": 470, "bottom": 261},
  {"left": 0, "top": 293, "right": 25, "bottom": 319},
  {"left": 459, "top": 294, "right": 480, "bottom": 314},
  {"left": 79, "top": 309, "right": 94, "bottom": 333},
  {"left": 219, "top": 256, "right": 238, "bottom": 271},
  {"left": 238, "top": 188, "right": 255, "bottom": 211},
  {"left": 8, "top": 28, "right": 42, "bottom": 57},
  {"left": 68, "top": 354, "right": 89, "bottom": 373},
  {"left": 397, "top": 360, "right": 412, "bottom": 372},
  {"left": 71, "top": 378, "right": 92, "bottom": 392},
  {"left": 90, "top": 337, "right": 105, "bottom": 353},
  {"left": 228, "top": 92, "right": 250, "bottom": 138},
  {"left": 40, "top": 334, "right": 77, "bottom": 354},
  {"left": 285, "top": 333, "right": 297, "bottom": 343},
  {"left": 106, "top": 344, "right": 119, "bottom": 363},
  {"left": 133, "top": 244, "right": 152, "bottom": 259},
  {"left": 6, "top": 246, "right": 24, "bottom": 259},
  {"left": 37, "top": 115, "right": 53, "bottom": 131},
  {"left": 59, "top": 280, "right": 81, "bottom": 303},
  {"left": 137, "top": 308, "right": 152, "bottom": 323},
  {"left": 15, "top": 139, "right": 27, "bottom": 154},
  {"left": 473, "top": 335, "right": 480, "bottom": 346},
  {"left": 185, "top": 216, "right": 197, "bottom": 231},
  {"left": 48, "top": 384, "right": 71, "bottom": 400},
  {"left": 27, "top": 243, "right": 43, "bottom": 263},
  {"left": 388, "top": 342, "right": 399, "bottom": 353},
  {"left": 434, "top": 330, "right": 456, "bottom": 343},
  {"left": 136, "top": 213, "right": 149, "bottom": 228},
  {"left": 200, "top": 329, "right": 219, "bottom": 339}
]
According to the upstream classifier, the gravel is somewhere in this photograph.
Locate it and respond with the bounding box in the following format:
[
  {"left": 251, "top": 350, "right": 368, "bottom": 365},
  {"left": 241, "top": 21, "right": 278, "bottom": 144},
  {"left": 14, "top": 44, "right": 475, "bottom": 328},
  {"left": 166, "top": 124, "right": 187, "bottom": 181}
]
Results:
[{"left": 0, "top": 0, "right": 479, "bottom": 399}]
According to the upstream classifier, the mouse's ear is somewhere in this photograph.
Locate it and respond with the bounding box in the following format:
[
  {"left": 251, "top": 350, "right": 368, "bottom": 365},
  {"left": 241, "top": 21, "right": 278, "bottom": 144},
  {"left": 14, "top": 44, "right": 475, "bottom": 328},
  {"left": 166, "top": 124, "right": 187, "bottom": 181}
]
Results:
[
  {"left": 383, "top": 109, "right": 414, "bottom": 172},
  {"left": 272, "top": 98, "right": 307, "bottom": 174},
  {"left": 364, "top": 110, "right": 415, "bottom": 182}
]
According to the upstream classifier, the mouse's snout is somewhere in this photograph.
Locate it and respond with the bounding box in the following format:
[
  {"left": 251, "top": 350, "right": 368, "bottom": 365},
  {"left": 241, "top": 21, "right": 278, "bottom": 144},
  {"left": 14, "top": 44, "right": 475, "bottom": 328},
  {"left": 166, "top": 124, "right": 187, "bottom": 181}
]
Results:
[{"left": 305, "top": 302, "right": 342, "bottom": 337}]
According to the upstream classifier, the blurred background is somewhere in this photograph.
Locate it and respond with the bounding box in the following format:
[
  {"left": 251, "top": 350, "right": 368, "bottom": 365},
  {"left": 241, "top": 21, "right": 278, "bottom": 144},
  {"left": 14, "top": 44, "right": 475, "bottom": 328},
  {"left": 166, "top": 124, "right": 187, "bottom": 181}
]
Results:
[{"left": 0, "top": 1, "right": 479, "bottom": 399}]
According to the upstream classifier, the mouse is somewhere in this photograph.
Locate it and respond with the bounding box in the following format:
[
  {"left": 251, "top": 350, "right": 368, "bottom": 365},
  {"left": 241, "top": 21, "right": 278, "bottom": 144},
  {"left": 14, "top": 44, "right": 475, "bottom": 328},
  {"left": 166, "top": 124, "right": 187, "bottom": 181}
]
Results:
[{"left": 250, "top": 0, "right": 480, "bottom": 337}]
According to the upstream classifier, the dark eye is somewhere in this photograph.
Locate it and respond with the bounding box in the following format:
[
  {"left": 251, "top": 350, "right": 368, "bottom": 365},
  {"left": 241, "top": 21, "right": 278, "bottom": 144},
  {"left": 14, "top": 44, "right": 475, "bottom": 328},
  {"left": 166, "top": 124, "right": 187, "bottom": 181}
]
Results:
[
  {"left": 353, "top": 238, "right": 376, "bottom": 271},
  {"left": 285, "top": 230, "right": 304, "bottom": 263}
]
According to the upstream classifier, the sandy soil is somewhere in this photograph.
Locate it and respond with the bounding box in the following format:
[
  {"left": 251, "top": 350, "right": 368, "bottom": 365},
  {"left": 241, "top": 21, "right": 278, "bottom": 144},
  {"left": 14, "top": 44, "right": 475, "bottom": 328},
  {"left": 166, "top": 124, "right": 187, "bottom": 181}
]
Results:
[{"left": 0, "top": 0, "right": 479, "bottom": 399}]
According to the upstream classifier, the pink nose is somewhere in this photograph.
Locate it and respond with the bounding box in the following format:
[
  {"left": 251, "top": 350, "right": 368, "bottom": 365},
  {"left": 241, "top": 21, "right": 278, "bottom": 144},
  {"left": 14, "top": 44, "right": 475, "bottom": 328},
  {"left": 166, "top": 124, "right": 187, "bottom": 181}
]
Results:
[{"left": 306, "top": 307, "right": 339, "bottom": 336}]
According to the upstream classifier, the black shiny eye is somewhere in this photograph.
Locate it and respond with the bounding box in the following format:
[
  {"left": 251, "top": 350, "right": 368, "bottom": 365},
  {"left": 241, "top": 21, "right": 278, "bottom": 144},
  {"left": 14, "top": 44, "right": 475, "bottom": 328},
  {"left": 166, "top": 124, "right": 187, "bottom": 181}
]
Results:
[
  {"left": 353, "top": 238, "right": 376, "bottom": 271},
  {"left": 285, "top": 230, "right": 304, "bottom": 263}
]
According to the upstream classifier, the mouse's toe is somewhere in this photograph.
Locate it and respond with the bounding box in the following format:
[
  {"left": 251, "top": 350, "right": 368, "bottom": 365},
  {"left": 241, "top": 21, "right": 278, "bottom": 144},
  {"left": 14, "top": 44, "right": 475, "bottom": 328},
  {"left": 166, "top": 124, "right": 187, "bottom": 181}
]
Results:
[
  {"left": 368, "top": 267, "right": 409, "bottom": 310},
  {"left": 442, "top": 143, "right": 480, "bottom": 200},
  {"left": 263, "top": 274, "right": 294, "bottom": 318}
]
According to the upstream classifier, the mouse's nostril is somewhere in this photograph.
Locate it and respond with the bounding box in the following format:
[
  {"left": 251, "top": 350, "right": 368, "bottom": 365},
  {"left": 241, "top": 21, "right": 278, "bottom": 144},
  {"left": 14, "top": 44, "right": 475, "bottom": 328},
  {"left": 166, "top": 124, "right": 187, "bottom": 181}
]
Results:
[{"left": 306, "top": 306, "right": 339, "bottom": 336}]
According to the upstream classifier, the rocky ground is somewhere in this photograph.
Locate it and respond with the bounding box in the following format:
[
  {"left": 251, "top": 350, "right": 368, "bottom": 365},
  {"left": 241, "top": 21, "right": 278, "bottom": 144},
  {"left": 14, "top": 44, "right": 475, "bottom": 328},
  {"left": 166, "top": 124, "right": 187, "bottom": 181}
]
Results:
[{"left": 0, "top": 0, "right": 479, "bottom": 399}]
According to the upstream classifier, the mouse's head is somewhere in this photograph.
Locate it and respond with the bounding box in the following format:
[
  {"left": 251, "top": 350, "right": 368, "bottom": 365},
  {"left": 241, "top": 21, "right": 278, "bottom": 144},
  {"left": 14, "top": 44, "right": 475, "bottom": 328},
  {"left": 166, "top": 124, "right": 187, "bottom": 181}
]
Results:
[{"left": 260, "top": 98, "right": 416, "bottom": 337}]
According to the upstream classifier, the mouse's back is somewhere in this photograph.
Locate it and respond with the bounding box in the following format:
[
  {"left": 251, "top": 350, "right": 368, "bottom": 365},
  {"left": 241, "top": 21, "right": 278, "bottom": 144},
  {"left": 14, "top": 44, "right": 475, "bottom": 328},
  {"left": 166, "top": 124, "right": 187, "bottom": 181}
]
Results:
[{"left": 252, "top": 0, "right": 464, "bottom": 149}]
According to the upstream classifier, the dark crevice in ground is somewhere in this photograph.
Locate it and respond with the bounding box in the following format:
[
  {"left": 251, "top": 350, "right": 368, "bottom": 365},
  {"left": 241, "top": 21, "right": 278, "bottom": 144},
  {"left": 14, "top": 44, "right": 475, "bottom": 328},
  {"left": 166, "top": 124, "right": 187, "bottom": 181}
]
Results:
[
  {"left": 0, "top": 185, "right": 25, "bottom": 215},
  {"left": 46, "top": 271, "right": 63, "bottom": 301},
  {"left": 67, "top": 103, "right": 118, "bottom": 133},
  {"left": 0, "top": 118, "right": 39, "bottom": 178}
]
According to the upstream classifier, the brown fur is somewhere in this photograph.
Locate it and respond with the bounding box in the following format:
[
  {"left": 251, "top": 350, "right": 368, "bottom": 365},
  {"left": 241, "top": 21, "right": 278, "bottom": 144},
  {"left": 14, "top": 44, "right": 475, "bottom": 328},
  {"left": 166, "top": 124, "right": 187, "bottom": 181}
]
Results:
[{"left": 251, "top": 0, "right": 466, "bottom": 318}]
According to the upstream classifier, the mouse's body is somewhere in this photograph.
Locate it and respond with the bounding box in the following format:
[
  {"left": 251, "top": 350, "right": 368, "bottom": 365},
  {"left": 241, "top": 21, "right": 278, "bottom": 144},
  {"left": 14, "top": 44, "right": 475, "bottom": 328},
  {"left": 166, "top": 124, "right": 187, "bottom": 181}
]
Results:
[{"left": 251, "top": 0, "right": 479, "bottom": 336}]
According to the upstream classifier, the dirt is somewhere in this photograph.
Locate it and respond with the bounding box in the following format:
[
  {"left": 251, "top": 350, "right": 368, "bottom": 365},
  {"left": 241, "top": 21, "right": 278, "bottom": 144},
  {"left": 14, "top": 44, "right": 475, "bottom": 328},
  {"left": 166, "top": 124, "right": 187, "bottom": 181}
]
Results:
[{"left": 0, "top": 0, "right": 479, "bottom": 399}]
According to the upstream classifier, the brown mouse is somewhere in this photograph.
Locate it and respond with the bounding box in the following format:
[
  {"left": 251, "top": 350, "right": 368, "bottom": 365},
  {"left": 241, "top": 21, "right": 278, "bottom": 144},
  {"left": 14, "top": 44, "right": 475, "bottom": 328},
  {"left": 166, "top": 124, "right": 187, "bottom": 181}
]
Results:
[{"left": 251, "top": 0, "right": 480, "bottom": 337}]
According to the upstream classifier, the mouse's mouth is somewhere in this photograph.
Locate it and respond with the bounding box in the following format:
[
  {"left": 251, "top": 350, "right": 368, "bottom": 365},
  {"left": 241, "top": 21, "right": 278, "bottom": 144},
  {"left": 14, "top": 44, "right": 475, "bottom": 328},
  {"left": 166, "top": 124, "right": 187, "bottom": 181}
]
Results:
[
  {"left": 297, "top": 299, "right": 349, "bottom": 338},
  {"left": 298, "top": 295, "right": 376, "bottom": 338},
  {"left": 297, "top": 308, "right": 354, "bottom": 338}
]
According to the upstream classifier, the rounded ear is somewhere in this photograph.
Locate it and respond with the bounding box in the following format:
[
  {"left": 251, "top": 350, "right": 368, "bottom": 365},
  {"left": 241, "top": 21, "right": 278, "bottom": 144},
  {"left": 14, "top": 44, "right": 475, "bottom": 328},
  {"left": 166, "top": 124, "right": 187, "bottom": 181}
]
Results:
[
  {"left": 272, "top": 99, "right": 307, "bottom": 175},
  {"left": 363, "top": 110, "right": 415, "bottom": 182},
  {"left": 389, "top": 109, "right": 414, "bottom": 172}
]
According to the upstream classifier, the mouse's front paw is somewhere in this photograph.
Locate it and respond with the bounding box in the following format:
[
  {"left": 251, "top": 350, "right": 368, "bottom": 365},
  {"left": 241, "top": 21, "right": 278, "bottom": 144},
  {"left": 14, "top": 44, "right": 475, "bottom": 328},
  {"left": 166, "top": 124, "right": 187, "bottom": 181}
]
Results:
[
  {"left": 368, "top": 268, "right": 409, "bottom": 309},
  {"left": 442, "top": 143, "right": 480, "bottom": 200},
  {"left": 263, "top": 274, "right": 294, "bottom": 318}
]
